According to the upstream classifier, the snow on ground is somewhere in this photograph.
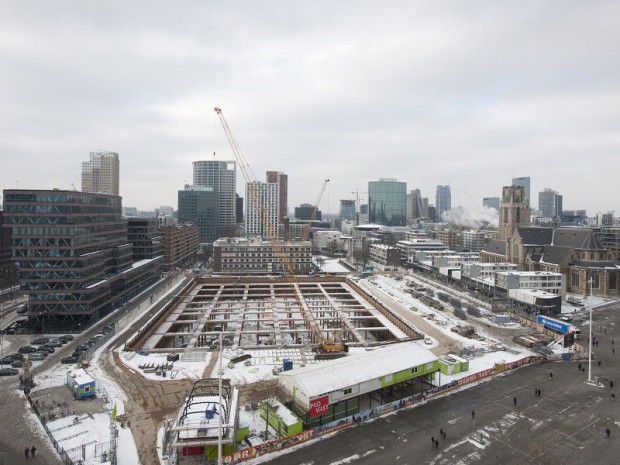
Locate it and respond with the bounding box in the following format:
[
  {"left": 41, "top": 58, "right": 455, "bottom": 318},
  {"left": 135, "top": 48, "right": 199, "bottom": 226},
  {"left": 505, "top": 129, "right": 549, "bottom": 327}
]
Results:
[
  {"left": 361, "top": 276, "right": 508, "bottom": 350},
  {"left": 30, "top": 273, "right": 189, "bottom": 465},
  {"left": 47, "top": 413, "right": 111, "bottom": 461},
  {"left": 223, "top": 362, "right": 275, "bottom": 386},
  {"left": 313, "top": 256, "right": 352, "bottom": 274},
  {"left": 24, "top": 271, "right": 579, "bottom": 465},
  {"left": 118, "top": 350, "right": 211, "bottom": 381}
]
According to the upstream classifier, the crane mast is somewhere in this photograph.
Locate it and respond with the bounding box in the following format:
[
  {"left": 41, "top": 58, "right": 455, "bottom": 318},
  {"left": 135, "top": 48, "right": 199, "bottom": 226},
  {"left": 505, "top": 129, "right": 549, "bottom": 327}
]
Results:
[{"left": 213, "top": 107, "right": 326, "bottom": 344}]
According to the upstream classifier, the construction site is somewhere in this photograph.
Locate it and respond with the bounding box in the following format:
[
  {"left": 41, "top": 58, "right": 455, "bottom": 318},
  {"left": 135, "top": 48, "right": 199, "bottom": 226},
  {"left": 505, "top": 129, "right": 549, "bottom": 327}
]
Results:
[
  {"left": 127, "top": 276, "right": 422, "bottom": 356},
  {"left": 123, "top": 109, "right": 422, "bottom": 362}
]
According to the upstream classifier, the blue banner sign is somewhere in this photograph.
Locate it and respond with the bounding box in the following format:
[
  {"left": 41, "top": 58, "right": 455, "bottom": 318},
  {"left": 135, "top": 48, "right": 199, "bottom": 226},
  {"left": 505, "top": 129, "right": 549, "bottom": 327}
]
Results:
[{"left": 537, "top": 315, "right": 569, "bottom": 334}]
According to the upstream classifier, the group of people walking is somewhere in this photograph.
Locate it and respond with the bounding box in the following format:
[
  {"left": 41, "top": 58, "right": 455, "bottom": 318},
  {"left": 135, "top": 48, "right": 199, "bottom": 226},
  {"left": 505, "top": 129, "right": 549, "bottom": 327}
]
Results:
[
  {"left": 431, "top": 427, "right": 448, "bottom": 449},
  {"left": 24, "top": 445, "right": 36, "bottom": 459}
]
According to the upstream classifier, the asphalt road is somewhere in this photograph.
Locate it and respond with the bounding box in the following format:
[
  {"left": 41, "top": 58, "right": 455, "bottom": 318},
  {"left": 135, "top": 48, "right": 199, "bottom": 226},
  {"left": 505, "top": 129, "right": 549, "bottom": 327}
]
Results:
[
  {"left": 0, "top": 272, "right": 191, "bottom": 464},
  {"left": 263, "top": 304, "right": 620, "bottom": 465}
]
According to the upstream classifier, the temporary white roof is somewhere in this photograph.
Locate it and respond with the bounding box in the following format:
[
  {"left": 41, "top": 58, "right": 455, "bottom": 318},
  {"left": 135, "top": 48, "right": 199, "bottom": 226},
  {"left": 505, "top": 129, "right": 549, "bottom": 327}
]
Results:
[
  {"left": 279, "top": 342, "right": 437, "bottom": 399},
  {"left": 68, "top": 368, "right": 94, "bottom": 385}
]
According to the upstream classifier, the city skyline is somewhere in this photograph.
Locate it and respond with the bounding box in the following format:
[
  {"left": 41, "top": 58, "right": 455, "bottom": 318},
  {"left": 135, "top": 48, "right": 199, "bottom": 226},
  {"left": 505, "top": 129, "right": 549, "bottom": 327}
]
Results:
[{"left": 1, "top": 2, "right": 619, "bottom": 216}]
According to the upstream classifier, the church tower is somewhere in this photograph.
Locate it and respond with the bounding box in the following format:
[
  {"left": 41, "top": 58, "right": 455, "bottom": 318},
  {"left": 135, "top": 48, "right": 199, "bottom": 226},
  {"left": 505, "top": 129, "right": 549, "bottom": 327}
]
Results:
[{"left": 499, "top": 185, "right": 530, "bottom": 240}]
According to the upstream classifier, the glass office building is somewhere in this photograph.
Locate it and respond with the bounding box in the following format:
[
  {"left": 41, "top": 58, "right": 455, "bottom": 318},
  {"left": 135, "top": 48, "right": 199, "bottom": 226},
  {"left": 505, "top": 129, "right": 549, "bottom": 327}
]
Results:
[
  {"left": 178, "top": 186, "right": 218, "bottom": 243},
  {"left": 368, "top": 179, "right": 407, "bottom": 226},
  {"left": 2, "top": 190, "right": 162, "bottom": 327}
]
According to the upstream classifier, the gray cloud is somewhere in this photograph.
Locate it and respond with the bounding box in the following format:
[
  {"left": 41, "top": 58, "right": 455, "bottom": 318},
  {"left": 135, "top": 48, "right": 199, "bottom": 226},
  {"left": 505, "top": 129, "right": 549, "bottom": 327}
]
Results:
[{"left": 1, "top": 1, "right": 619, "bottom": 216}]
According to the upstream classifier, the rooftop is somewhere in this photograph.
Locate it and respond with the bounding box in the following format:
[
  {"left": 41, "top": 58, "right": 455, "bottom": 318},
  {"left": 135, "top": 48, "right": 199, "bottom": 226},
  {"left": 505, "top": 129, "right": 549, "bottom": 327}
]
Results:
[{"left": 279, "top": 342, "right": 436, "bottom": 398}]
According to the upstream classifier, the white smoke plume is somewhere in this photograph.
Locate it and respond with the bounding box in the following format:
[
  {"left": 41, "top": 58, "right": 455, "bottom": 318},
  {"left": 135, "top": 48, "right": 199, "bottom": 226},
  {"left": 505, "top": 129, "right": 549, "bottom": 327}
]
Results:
[{"left": 442, "top": 205, "right": 499, "bottom": 229}]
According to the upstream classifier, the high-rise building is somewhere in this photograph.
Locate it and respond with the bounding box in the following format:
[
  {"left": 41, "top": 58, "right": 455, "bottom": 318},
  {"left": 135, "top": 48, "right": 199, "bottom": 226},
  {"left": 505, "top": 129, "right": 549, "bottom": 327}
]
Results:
[
  {"left": 235, "top": 194, "right": 243, "bottom": 224},
  {"left": 368, "top": 178, "right": 407, "bottom": 226},
  {"left": 295, "top": 203, "right": 321, "bottom": 221},
  {"left": 127, "top": 217, "right": 163, "bottom": 260},
  {"left": 81, "top": 151, "right": 120, "bottom": 196},
  {"left": 0, "top": 211, "right": 18, "bottom": 291},
  {"left": 435, "top": 185, "right": 451, "bottom": 221},
  {"left": 192, "top": 160, "right": 237, "bottom": 238},
  {"left": 421, "top": 198, "right": 429, "bottom": 218},
  {"left": 245, "top": 181, "right": 280, "bottom": 238},
  {"left": 428, "top": 205, "right": 437, "bottom": 222},
  {"left": 339, "top": 200, "right": 356, "bottom": 222},
  {"left": 499, "top": 185, "right": 530, "bottom": 240},
  {"left": 178, "top": 186, "right": 217, "bottom": 243},
  {"left": 483, "top": 197, "right": 500, "bottom": 211},
  {"left": 406, "top": 193, "right": 413, "bottom": 224},
  {"left": 411, "top": 189, "right": 424, "bottom": 219},
  {"left": 2, "top": 189, "right": 162, "bottom": 325},
  {"left": 601, "top": 212, "right": 614, "bottom": 227},
  {"left": 512, "top": 176, "right": 531, "bottom": 206},
  {"left": 538, "top": 188, "right": 562, "bottom": 218},
  {"left": 266, "top": 171, "right": 288, "bottom": 221}
]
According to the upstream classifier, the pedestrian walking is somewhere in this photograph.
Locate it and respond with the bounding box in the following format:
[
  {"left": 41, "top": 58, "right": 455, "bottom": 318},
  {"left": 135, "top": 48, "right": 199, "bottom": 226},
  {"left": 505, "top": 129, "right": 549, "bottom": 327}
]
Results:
[
  {"left": 30, "top": 446, "right": 36, "bottom": 458},
  {"left": 578, "top": 363, "right": 582, "bottom": 370},
  {"left": 439, "top": 428, "right": 444, "bottom": 439},
  {"left": 538, "top": 388, "right": 542, "bottom": 397},
  {"left": 431, "top": 436, "right": 435, "bottom": 446},
  {"left": 442, "top": 429, "right": 447, "bottom": 440},
  {"left": 612, "top": 339, "right": 615, "bottom": 345},
  {"left": 534, "top": 387, "right": 538, "bottom": 396},
  {"left": 549, "top": 372, "right": 553, "bottom": 379},
  {"left": 25, "top": 447, "right": 29, "bottom": 460},
  {"left": 605, "top": 328, "right": 607, "bottom": 334},
  {"left": 598, "top": 360, "right": 602, "bottom": 367},
  {"left": 435, "top": 438, "right": 439, "bottom": 449},
  {"left": 613, "top": 348, "right": 615, "bottom": 355},
  {"left": 610, "top": 381, "right": 614, "bottom": 389},
  {"left": 612, "top": 393, "right": 616, "bottom": 400},
  {"left": 471, "top": 410, "right": 475, "bottom": 420},
  {"left": 606, "top": 427, "right": 611, "bottom": 438},
  {"left": 513, "top": 397, "right": 517, "bottom": 406}
]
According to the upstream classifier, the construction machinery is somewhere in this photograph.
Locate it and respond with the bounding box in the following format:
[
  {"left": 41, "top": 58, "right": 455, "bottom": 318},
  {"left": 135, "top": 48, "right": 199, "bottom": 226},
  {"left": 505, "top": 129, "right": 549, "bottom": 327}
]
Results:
[{"left": 213, "top": 108, "right": 350, "bottom": 354}]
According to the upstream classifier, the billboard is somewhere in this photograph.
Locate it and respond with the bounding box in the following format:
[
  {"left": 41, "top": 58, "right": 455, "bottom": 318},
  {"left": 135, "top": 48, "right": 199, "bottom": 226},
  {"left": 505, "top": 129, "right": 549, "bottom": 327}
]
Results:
[
  {"left": 536, "top": 315, "right": 569, "bottom": 334},
  {"left": 309, "top": 395, "right": 330, "bottom": 418}
]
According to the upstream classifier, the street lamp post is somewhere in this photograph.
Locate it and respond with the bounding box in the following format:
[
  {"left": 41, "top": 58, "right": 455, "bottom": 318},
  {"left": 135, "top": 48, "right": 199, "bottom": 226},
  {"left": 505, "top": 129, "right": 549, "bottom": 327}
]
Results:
[
  {"left": 586, "top": 278, "right": 594, "bottom": 384},
  {"left": 217, "top": 331, "right": 223, "bottom": 465}
]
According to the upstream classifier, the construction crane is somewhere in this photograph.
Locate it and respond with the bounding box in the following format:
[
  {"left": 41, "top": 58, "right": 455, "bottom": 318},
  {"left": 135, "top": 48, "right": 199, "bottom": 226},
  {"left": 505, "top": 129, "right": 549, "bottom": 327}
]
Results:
[
  {"left": 290, "top": 179, "right": 329, "bottom": 270},
  {"left": 351, "top": 188, "right": 367, "bottom": 213},
  {"left": 214, "top": 107, "right": 327, "bottom": 346}
]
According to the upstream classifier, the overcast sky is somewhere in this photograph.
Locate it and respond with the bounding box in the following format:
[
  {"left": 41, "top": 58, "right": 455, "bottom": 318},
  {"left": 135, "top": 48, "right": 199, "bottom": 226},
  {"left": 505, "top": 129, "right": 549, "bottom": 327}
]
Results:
[{"left": 1, "top": 1, "right": 619, "bottom": 217}]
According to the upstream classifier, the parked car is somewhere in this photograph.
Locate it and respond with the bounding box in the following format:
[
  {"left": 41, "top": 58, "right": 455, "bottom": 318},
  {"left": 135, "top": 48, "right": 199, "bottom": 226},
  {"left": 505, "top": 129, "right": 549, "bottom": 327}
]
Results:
[
  {"left": 28, "top": 353, "right": 47, "bottom": 361},
  {"left": 11, "top": 360, "right": 23, "bottom": 368},
  {"left": 59, "top": 335, "right": 74, "bottom": 342},
  {"left": 102, "top": 326, "right": 114, "bottom": 334},
  {"left": 0, "top": 368, "right": 19, "bottom": 376},
  {"left": 61, "top": 356, "right": 78, "bottom": 364},
  {"left": 30, "top": 337, "right": 50, "bottom": 346},
  {"left": 38, "top": 346, "right": 55, "bottom": 353},
  {"left": 18, "top": 346, "right": 38, "bottom": 354},
  {"left": 0, "top": 356, "right": 15, "bottom": 365},
  {"left": 46, "top": 339, "right": 63, "bottom": 347}
]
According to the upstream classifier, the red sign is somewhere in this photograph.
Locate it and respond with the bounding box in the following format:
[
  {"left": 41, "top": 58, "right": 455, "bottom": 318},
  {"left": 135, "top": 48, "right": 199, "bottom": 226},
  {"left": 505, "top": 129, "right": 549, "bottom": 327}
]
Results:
[{"left": 309, "top": 395, "right": 330, "bottom": 418}]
